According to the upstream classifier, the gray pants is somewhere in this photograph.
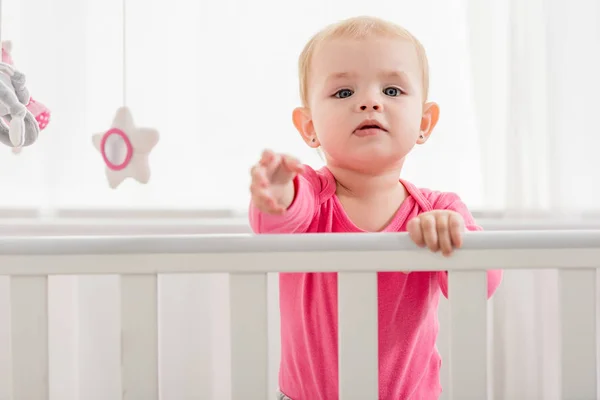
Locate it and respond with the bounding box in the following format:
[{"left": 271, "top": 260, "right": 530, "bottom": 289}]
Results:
[{"left": 276, "top": 390, "right": 292, "bottom": 400}]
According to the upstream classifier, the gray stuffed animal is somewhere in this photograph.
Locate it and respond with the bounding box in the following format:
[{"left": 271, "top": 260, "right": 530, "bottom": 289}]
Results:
[{"left": 0, "top": 61, "right": 39, "bottom": 147}]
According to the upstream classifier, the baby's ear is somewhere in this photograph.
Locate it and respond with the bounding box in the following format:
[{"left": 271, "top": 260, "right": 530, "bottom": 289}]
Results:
[
  {"left": 418, "top": 101, "right": 440, "bottom": 142},
  {"left": 292, "top": 107, "right": 320, "bottom": 148}
]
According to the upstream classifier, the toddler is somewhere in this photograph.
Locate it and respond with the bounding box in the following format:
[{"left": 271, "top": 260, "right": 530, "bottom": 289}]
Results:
[{"left": 248, "top": 16, "right": 502, "bottom": 400}]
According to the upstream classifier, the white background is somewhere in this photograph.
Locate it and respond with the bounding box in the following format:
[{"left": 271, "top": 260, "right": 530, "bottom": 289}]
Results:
[
  {"left": 2, "top": 0, "right": 483, "bottom": 210},
  {"left": 1, "top": 0, "right": 600, "bottom": 398}
]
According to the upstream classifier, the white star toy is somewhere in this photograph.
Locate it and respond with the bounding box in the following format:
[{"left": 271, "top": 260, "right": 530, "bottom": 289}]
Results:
[{"left": 92, "top": 107, "right": 159, "bottom": 189}]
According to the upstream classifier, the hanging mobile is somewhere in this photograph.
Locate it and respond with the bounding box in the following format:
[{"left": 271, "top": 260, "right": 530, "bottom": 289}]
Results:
[
  {"left": 2, "top": 41, "right": 52, "bottom": 154},
  {"left": 91, "top": 0, "right": 159, "bottom": 189},
  {"left": 0, "top": 12, "right": 41, "bottom": 149}
]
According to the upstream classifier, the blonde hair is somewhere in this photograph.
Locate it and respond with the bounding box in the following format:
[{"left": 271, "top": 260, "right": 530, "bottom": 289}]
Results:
[{"left": 297, "top": 16, "right": 430, "bottom": 107}]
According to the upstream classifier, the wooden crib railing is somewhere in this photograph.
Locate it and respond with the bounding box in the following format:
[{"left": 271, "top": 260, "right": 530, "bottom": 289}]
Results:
[{"left": 0, "top": 230, "right": 599, "bottom": 400}]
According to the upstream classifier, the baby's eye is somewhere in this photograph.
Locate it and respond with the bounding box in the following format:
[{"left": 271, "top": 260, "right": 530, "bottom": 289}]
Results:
[
  {"left": 334, "top": 89, "right": 353, "bottom": 99},
  {"left": 383, "top": 87, "right": 402, "bottom": 97}
]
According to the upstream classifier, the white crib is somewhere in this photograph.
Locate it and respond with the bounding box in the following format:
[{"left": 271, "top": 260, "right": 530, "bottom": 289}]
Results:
[{"left": 0, "top": 218, "right": 598, "bottom": 400}]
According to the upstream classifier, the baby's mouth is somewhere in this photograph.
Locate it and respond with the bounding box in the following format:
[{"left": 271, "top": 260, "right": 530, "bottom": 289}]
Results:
[
  {"left": 353, "top": 120, "right": 388, "bottom": 136},
  {"left": 357, "top": 124, "right": 385, "bottom": 131}
]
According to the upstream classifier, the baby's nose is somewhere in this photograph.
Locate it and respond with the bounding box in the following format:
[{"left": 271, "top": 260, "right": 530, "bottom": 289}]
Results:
[
  {"left": 357, "top": 99, "right": 383, "bottom": 112},
  {"left": 360, "top": 104, "right": 380, "bottom": 111}
]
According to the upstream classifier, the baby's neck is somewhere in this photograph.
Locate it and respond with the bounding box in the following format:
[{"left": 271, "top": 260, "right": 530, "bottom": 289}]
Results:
[
  {"left": 328, "top": 165, "right": 408, "bottom": 231},
  {"left": 329, "top": 166, "right": 404, "bottom": 200}
]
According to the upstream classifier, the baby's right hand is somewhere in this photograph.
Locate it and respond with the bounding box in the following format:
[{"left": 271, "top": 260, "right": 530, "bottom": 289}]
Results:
[{"left": 250, "top": 149, "right": 303, "bottom": 215}]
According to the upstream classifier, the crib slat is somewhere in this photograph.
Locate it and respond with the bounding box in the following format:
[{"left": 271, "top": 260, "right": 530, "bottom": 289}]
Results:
[
  {"left": 0, "top": 277, "right": 11, "bottom": 400},
  {"left": 11, "top": 276, "right": 49, "bottom": 400},
  {"left": 338, "top": 272, "right": 378, "bottom": 400},
  {"left": 121, "top": 275, "right": 158, "bottom": 400},
  {"left": 448, "top": 271, "right": 488, "bottom": 399},
  {"left": 230, "top": 273, "right": 268, "bottom": 399},
  {"left": 560, "top": 269, "right": 597, "bottom": 399}
]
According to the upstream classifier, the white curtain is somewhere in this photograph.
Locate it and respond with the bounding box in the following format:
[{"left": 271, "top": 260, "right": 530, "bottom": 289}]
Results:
[
  {"left": 2, "top": 0, "right": 600, "bottom": 398},
  {"left": 1, "top": 0, "right": 482, "bottom": 210},
  {"left": 466, "top": 0, "right": 600, "bottom": 398}
]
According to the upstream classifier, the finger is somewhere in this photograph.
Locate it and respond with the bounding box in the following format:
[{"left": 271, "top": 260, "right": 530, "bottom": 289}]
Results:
[
  {"left": 421, "top": 214, "right": 439, "bottom": 252},
  {"left": 272, "top": 154, "right": 301, "bottom": 184},
  {"left": 250, "top": 192, "right": 272, "bottom": 213},
  {"left": 407, "top": 218, "right": 425, "bottom": 247},
  {"left": 250, "top": 165, "right": 269, "bottom": 187},
  {"left": 250, "top": 185, "right": 286, "bottom": 214},
  {"left": 260, "top": 149, "right": 274, "bottom": 166},
  {"left": 449, "top": 213, "right": 465, "bottom": 249},
  {"left": 282, "top": 154, "right": 304, "bottom": 174},
  {"left": 266, "top": 153, "right": 283, "bottom": 177},
  {"left": 436, "top": 213, "right": 453, "bottom": 257},
  {"left": 262, "top": 151, "right": 284, "bottom": 180},
  {"left": 250, "top": 183, "right": 270, "bottom": 205}
]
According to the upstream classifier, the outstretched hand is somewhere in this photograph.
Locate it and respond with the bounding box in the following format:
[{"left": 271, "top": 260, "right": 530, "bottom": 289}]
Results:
[{"left": 250, "top": 149, "right": 303, "bottom": 215}]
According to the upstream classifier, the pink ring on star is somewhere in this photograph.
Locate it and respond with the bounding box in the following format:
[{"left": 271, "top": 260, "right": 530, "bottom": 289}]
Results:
[{"left": 100, "top": 128, "right": 133, "bottom": 171}]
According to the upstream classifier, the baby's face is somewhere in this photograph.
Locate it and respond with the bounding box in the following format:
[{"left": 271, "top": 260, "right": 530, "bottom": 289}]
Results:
[{"left": 307, "top": 37, "right": 427, "bottom": 172}]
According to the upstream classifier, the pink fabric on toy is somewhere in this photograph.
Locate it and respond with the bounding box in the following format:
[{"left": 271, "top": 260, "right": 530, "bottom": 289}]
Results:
[
  {"left": 2, "top": 45, "right": 51, "bottom": 131},
  {"left": 25, "top": 98, "right": 50, "bottom": 130},
  {"left": 1, "top": 48, "right": 13, "bottom": 66}
]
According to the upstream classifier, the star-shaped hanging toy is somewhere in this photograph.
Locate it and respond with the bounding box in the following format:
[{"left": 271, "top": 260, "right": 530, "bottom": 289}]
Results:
[{"left": 92, "top": 107, "right": 159, "bottom": 189}]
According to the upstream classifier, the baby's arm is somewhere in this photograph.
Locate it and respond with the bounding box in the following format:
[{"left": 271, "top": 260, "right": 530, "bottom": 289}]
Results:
[
  {"left": 407, "top": 192, "right": 502, "bottom": 299},
  {"left": 433, "top": 193, "right": 502, "bottom": 299},
  {"left": 249, "top": 150, "right": 317, "bottom": 234}
]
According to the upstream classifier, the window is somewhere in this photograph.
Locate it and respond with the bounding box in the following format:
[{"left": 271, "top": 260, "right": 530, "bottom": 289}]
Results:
[{"left": 2, "top": 0, "right": 483, "bottom": 212}]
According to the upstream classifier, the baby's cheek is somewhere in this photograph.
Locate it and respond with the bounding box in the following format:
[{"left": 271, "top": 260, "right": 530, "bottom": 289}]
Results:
[{"left": 312, "top": 112, "right": 348, "bottom": 140}]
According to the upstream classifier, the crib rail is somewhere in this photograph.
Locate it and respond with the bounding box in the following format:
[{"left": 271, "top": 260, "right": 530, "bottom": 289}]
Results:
[{"left": 1, "top": 230, "right": 600, "bottom": 399}]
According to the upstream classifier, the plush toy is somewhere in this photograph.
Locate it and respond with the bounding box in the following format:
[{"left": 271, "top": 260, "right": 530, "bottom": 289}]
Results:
[
  {"left": 0, "top": 58, "right": 38, "bottom": 147},
  {"left": 1, "top": 41, "right": 51, "bottom": 152}
]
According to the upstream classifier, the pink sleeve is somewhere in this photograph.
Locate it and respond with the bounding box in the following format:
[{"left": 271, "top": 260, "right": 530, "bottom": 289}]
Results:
[
  {"left": 249, "top": 173, "right": 318, "bottom": 234},
  {"left": 431, "top": 192, "right": 503, "bottom": 299}
]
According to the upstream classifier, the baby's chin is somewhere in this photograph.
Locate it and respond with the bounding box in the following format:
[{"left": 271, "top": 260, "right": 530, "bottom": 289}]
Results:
[{"left": 327, "top": 146, "right": 408, "bottom": 172}]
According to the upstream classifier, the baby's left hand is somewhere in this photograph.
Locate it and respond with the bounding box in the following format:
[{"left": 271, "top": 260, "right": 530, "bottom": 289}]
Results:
[{"left": 407, "top": 210, "right": 465, "bottom": 257}]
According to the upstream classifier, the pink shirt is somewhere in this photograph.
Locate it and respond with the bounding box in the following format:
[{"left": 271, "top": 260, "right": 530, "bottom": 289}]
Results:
[{"left": 249, "top": 166, "right": 502, "bottom": 400}]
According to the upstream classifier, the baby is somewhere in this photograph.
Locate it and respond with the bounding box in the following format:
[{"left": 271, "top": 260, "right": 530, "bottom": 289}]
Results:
[{"left": 248, "top": 16, "right": 502, "bottom": 400}]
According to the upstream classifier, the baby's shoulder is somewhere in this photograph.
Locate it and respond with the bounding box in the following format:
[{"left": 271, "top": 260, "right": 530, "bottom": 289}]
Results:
[
  {"left": 404, "top": 182, "right": 467, "bottom": 211},
  {"left": 298, "top": 164, "right": 337, "bottom": 203}
]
